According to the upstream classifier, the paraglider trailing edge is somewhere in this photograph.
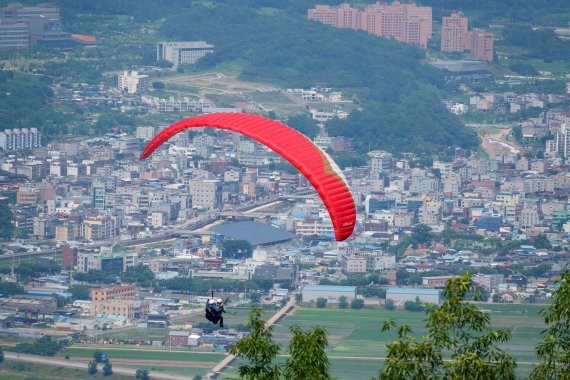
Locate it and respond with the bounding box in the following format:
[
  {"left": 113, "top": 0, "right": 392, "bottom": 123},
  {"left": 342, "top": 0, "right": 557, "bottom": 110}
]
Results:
[{"left": 140, "top": 112, "right": 356, "bottom": 241}]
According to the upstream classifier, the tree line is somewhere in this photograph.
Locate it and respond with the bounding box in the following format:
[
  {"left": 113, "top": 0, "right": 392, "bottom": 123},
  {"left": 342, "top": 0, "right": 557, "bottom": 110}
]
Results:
[{"left": 234, "top": 272, "right": 570, "bottom": 379}]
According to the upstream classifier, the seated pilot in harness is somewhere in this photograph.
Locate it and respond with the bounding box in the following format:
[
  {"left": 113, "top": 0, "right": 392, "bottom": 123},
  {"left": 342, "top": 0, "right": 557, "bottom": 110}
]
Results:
[{"left": 205, "top": 298, "right": 226, "bottom": 328}]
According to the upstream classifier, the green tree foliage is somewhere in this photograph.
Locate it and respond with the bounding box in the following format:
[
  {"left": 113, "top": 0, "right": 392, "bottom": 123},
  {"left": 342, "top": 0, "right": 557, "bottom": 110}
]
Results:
[
  {"left": 385, "top": 299, "right": 396, "bottom": 311},
  {"left": 421, "top": 0, "right": 570, "bottom": 27},
  {"left": 284, "top": 326, "right": 332, "bottom": 380},
  {"left": 0, "top": 281, "right": 24, "bottom": 296},
  {"left": 103, "top": 361, "right": 113, "bottom": 376},
  {"left": 359, "top": 286, "right": 387, "bottom": 299},
  {"left": 160, "top": 5, "right": 477, "bottom": 156},
  {"left": 316, "top": 297, "right": 327, "bottom": 308},
  {"left": 69, "top": 285, "right": 91, "bottom": 301},
  {"left": 339, "top": 296, "right": 349, "bottom": 309},
  {"left": 508, "top": 62, "right": 539, "bottom": 76},
  {"left": 93, "top": 350, "right": 104, "bottom": 363},
  {"left": 286, "top": 115, "right": 319, "bottom": 140},
  {"left": 294, "top": 293, "right": 302, "bottom": 304},
  {"left": 0, "top": 346, "right": 4, "bottom": 364},
  {"left": 378, "top": 272, "right": 516, "bottom": 380},
  {"left": 404, "top": 297, "right": 428, "bottom": 312},
  {"left": 121, "top": 264, "right": 155, "bottom": 288},
  {"left": 411, "top": 224, "right": 433, "bottom": 246},
  {"left": 0, "top": 203, "right": 14, "bottom": 241},
  {"left": 0, "top": 71, "right": 67, "bottom": 141},
  {"left": 351, "top": 298, "right": 364, "bottom": 309},
  {"left": 13, "top": 336, "right": 67, "bottom": 357},
  {"left": 223, "top": 240, "right": 253, "bottom": 260},
  {"left": 158, "top": 276, "right": 261, "bottom": 294},
  {"left": 88, "top": 361, "right": 97, "bottom": 375},
  {"left": 530, "top": 272, "right": 570, "bottom": 380},
  {"left": 502, "top": 25, "right": 570, "bottom": 62},
  {"left": 15, "top": 262, "right": 60, "bottom": 280},
  {"left": 230, "top": 308, "right": 281, "bottom": 380},
  {"left": 73, "top": 270, "right": 117, "bottom": 285},
  {"left": 136, "top": 369, "right": 150, "bottom": 380}
]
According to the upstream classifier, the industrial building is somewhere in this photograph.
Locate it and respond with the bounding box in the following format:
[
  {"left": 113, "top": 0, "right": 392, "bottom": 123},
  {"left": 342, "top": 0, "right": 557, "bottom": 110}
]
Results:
[
  {"left": 386, "top": 288, "right": 442, "bottom": 306},
  {"left": 302, "top": 285, "right": 357, "bottom": 303}
]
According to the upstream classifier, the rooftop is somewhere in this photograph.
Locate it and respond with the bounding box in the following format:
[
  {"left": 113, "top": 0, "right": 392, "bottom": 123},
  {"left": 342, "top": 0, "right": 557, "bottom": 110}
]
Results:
[
  {"left": 212, "top": 221, "right": 296, "bottom": 246},
  {"left": 387, "top": 288, "right": 442, "bottom": 295},
  {"left": 303, "top": 285, "right": 357, "bottom": 292}
]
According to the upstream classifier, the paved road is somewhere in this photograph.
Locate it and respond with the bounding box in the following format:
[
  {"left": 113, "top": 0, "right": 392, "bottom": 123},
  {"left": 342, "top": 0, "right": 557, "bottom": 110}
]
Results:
[{"left": 3, "top": 351, "right": 192, "bottom": 380}]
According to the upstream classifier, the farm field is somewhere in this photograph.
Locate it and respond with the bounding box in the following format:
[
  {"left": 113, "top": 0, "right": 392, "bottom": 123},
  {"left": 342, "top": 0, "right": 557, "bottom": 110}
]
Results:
[
  {"left": 53, "top": 303, "right": 546, "bottom": 379},
  {"left": 224, "top": 304, "right": 546, "bottom": 379},
  {"left": 0, "top": 360, "right": 132, "bottom": 380}
]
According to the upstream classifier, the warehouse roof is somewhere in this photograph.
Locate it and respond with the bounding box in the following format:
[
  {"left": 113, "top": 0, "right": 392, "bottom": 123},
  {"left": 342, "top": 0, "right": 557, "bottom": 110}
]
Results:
[
  {"left": 303, "top": 285, "right": 357, "bottom": 292},
  {"left": 387, "top": 288, "right": 441, "bottom": 295},
  {"left": 212, "top": 221, "right": 296, "bottom": 246}
]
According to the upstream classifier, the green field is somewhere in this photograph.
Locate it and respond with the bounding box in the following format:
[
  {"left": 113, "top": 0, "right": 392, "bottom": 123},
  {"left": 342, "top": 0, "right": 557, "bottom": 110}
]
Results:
[
  {"left": 0, "top": 360, "right": 132, "bottom": 380},
  {"left": 59, "top": 347, "right": 225, "bottom": 362},
  {"left": 54, "top": 304, "right": 547, "bottom": 379},
  {"left": 224, "top": 304, "right": 546, "bottom": 379}
]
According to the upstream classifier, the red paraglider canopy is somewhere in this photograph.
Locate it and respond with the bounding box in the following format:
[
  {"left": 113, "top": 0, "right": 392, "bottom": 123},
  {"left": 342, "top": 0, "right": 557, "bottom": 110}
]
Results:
[{"left": 140, "top": 113, "right": 355, "bottom": 241}]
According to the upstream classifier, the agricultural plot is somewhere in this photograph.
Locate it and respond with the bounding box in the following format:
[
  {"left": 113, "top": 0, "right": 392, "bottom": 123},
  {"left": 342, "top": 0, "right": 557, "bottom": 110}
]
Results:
[{"left": 225, "top": 304, "right": 546, "bottom": 379}]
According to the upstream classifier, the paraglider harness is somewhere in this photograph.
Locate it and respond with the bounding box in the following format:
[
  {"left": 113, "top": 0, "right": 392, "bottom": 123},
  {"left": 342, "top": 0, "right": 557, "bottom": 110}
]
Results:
[{"left": 205, "top": 291, "right": 229, "bottom": 328}]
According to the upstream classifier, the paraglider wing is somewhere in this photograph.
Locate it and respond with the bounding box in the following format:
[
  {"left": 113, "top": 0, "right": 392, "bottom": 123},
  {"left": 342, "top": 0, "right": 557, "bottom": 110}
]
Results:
[{"left": 140, "top": 112, "right": 355, "bottom": 241}]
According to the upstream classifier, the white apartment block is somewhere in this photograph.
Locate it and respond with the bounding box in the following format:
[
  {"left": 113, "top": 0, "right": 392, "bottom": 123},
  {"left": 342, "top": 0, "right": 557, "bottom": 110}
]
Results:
[
  {"left": 0, "top": 128, "right": 41, "bottom": 151},
  {"left": 189, "top": 179, "right": 222, "bottom": 209},
  {"left": 118, "top": 71, "right": 148, "bottom": 94},
  {"left": 156, "top": 41, "right": 214, "bottom": 68},
  {"left": 136, "top": 126, "right": 157, "bottom": 140},
  {"left": 556, "top": 123, "right": 570, "bottom": 157},
  {"left": 362, "top": 251, "right": 396, "bottom": 271},
  {"left": 341, "top": 254, "right": 367, "bottom": 274},
  {"left": 295, "top": 219, "right": 334, "bottom": 236}
]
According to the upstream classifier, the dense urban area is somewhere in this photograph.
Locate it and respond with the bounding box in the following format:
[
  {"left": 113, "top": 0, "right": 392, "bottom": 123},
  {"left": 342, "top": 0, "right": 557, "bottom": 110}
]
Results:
[{"left": 0, "top": 1, "right": 569, "bottom": 379}]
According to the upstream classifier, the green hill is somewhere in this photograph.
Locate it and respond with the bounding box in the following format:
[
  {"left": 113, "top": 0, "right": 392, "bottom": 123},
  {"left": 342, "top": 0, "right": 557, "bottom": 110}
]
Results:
[
  {"left": 161, "top": 5, "right": 478, "bottom": 155},
  {"left": 0, "top": 71, "right": 67, "bottom": 138}
]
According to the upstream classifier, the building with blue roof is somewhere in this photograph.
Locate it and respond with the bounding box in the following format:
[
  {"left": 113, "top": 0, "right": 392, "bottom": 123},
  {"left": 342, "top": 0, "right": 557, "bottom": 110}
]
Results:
[
  {"left": 386, "top": 287, "right": 442, "bottom": 306},
  {"left": 212, "top": 221, "right": 296, "bottom": 246},
  {"left": 302, "top": 285, "right": 357, "bottom": 303}
]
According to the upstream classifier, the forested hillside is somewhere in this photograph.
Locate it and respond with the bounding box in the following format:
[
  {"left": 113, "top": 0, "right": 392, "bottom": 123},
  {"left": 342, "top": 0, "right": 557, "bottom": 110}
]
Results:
[
  {"left": 0, "top": 71, "right": 67, "bottom": 137},
  {"left": 161, "top": 5, "right": 478, "bottom": 155},
  {"left": 423, "top": 0, "right": 570, "bottom": 26}
]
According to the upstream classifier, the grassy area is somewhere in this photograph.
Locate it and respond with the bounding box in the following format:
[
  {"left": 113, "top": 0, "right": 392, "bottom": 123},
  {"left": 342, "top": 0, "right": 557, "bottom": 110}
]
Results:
[
  {"left": 265, "top": 305, "right": 543, "bottom": 379},
  {"left": 0, "top": 360, "right": 132, "bottom": 380},
  {"left": 96, "top": 328, "right": 171, "bottom": 341},
  {"left": 0, "top": 253, "right": 62, "bottom": 270},
  {"left": 59, "top": 347, "right": 225, "bottom": 362}
]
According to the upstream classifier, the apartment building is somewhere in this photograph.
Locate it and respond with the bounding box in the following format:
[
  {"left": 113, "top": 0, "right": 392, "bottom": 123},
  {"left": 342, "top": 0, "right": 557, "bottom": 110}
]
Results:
[
  {"left": 441, "top": 12, "right": 468, "bottom": 52},
  {"left": 308, "top": 2, "right": 432, "bottom": 49},
  {"left": 91, "top": 284, "right": 137, "bottom": 301},
  {"left": 469, "top": 29, "right": 494, "bottom": 62},
  {"left": 0, "top": 128, "right": 41, "bottom": 151},
  {"left": 81, "top": 216, "right": 116, "bottom": 241},
  {"left": 90, "top": 298, "right": 149, "bottom": 320},
  {"left": 118, "top": 70, "right": 149, "bottom": 94},
  {"left": 189, "top": 179, "right": 222, "bottom": 209}
]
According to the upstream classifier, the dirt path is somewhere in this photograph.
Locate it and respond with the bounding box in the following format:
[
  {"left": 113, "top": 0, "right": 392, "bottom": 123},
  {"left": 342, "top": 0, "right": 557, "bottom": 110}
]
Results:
[{"left": 3, "top": 352, "right": 191, "bottom": 380}]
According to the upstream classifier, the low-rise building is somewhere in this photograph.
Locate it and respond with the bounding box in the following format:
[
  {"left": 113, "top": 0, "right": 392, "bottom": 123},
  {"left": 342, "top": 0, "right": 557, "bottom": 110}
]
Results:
[
  {"left": 386, "top": 288, "right": 442, "bottom": 306},
  {"left": 302, "top": 285, "right": 357, "bottom": 303}
]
